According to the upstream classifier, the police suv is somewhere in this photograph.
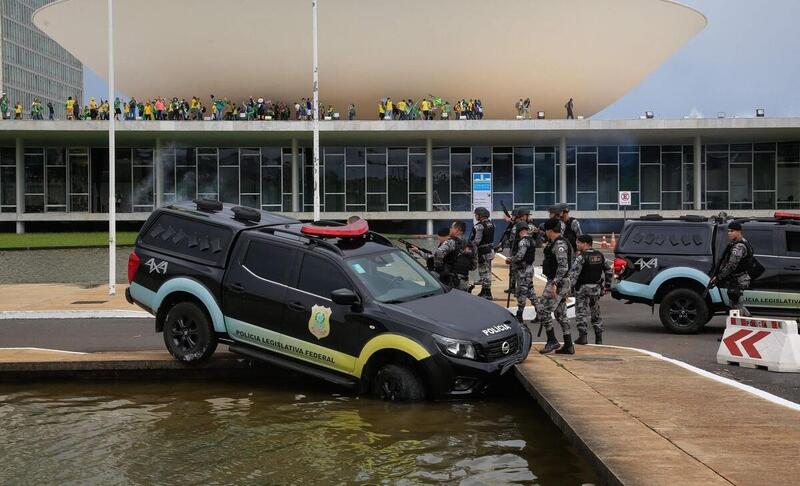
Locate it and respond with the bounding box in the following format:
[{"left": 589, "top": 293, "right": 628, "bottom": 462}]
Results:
[
  {"left": 611, "top": 212, "right": 800, "bottom": 334},
  {"left": 126, "top": 201, "right": 532, "bottom": 400}
]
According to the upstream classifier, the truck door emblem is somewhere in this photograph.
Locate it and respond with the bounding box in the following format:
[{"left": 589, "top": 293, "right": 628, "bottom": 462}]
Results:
[
  {"left": 634, "top": 258, "right": 658, "bottom": 270},
  {"left": 144, "top": 258, "right": 168, "bottom": 274},
  {"left": 308, "top": 305, "right": 331, "bottom": 339}
]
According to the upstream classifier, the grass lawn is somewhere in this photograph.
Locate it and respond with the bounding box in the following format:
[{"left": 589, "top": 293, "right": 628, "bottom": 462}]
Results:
[{"left": 0, "top": 232, "right": 139, "bottom": 250}]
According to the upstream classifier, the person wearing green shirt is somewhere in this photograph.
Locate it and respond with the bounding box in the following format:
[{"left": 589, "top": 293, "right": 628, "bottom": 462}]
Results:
[
  {"left": 442, "top": 101, "right": 452, "bottom": 120},
  {"left": 0, "top": 93, "right": 8, "bottom": 120}
]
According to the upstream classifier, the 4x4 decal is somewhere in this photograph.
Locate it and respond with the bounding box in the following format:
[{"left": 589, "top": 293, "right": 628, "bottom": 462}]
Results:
[
  {"left": 144, "top": 258, "right": 168, "bottom": 275},
  {"left": 634, "top": 258, "right": 658, "bottom": 270}
]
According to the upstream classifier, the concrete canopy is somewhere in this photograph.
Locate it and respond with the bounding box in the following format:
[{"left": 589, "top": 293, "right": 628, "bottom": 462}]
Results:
[{"left": 33, "top": 0, "right": 706, "bottom": 119}]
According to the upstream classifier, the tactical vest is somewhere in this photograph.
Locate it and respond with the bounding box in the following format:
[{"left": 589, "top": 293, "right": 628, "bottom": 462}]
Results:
[
  {"left": 563, "top": 217, "right": 578, "bottom": 250},
  {"left": 543, "top": 236, "right": 572, "bottom": 280},
  {"left": 472, "top": 219, "right": 495, "bottom": 254},
  {"left": 720, "top": 238, "right": 754, "bottom": 277},
  {"left": 512, "top": 236, "right": 536, "bottom": 266},
  {"left": 575, "top": 249, "right": 605, "bottom": 290},
  {"left": 444, "top": 237, "right": 475, "bottom": 276}
]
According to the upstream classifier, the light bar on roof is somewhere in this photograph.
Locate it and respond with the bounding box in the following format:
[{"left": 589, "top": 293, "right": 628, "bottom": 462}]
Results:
[{"left": 301, "top": 219, "right": 369, "bottom": 237}]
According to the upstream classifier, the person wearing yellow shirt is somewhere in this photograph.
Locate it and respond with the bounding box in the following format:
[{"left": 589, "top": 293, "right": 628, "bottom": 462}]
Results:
[
  {"left": 14, "top": 102, "right": 23, "bottom": 120},
  {"left": 65, "top": 97, "right": 75, "bottom": 120},
  {"left": 397, "top": 100, "right": 407, "bottom": 120},
  {"left": 385, "top": 98, "right": 393, "bottom": 120},
  {"left": 144, "top": 101, "right": 154, "bottom": 120},
  {"left": 421, "top": 99, "right": 431, "bottom": 120},
  {"left": 89, "top": 97, "right": 98, "bottom": 119},
  {"left": 378, "top": 100, "right": 385, "bottom": 120}
]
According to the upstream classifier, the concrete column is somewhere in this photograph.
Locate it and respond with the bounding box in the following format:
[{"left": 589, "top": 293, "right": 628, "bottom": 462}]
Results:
[
  {"left": 559, "top": 136, "right": 567, "bottom": 204},
  {"left": 15, "top": 137, "right": 24, "bottom": 233},
  {"left": 291, "top": 138, "right": 300, "bottom": 212},
  {"left": 693, "top": 136, "right": 702, "bottom": 211},
  {"left": 426, "top": 137, "right": 433, "bottom": 234},
  {"left": 155, "top": 138, "right": 164, "bottom": 208}
]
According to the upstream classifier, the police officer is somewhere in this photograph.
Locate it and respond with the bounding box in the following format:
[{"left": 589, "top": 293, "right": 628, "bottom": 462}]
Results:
[
  {"left": 500, "top": 208, "right": 533, "bottom": 295},
  {"left": 506, "top": 222, "right": 542, "bottom": 324},
  {"left": 540, "top": 218, "right": 574, "bottom": 354},
  {"left": 568, "top": 234, "right": 613, "bottom": 345},
  {"left": 434, "top": 221, "right": 476, "bottom": 291},
  {"left": 407, "top": 227, "right": 449, "bottom": 271},
  {"left": 539, "top": 206, "right": 565, "bottom": 245},
  {"left": 710, "top": 221, "right": 753, "bottom": 316},
  {"left": 472, "top": 207, "right": 495, "bottom": 300},
  {"left": 559, "top": 204, "right": 582, "bottom": 251}
]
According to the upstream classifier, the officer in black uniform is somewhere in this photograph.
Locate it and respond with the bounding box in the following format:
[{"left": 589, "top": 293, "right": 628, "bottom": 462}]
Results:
[
  {"left": 434, "top": 221, "right": 477, "bottom": 291},
  {"left": 568, "top": 234, "right": 613, "bottom": 344},
  {"left": 471, "top": 207, "right": 496, "bottom": 299},
  {"left": 710, "top": 221, "right": 753, "bottom": 316},
  {"left": 559, "top": 204, "right": 582, "bottom": 252}
]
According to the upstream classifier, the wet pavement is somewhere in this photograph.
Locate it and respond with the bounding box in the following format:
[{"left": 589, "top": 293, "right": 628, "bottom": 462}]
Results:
[{"left": 0, "top": 378, "right": 598, "bottom": 485}]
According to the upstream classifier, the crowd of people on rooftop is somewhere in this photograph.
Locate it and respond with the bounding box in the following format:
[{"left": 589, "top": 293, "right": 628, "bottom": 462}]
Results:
[{"left": 0, "top": 91, "right": 576, "bottom": 121}]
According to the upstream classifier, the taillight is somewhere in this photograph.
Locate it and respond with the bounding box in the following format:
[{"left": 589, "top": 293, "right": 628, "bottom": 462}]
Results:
[
  {"left": 613, "top": 257, "right": 628, "bottom": 277},
  {"left": 128, "top": 252, "right": 140, "bottom": 283}
]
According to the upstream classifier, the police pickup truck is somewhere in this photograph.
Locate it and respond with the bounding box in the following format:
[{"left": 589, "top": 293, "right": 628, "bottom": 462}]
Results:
[
  {"left": 126, "top": 200, "right": 531, "bottom": 400},
  {"left": 611, "top": 212, "right": 800, "bottom": 334}
]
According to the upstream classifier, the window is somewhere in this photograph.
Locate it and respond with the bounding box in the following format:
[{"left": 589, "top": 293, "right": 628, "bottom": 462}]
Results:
[
  {"left": 297, "top": 254, "right": 351, "bottom": 298},
  {"left": 745, "top": 228, "right": 774, "bottom": 255},
  {"left": 243, "top": 241, "right": 294, "bottom": 285},
  {"left": 346, "top": 250, "right": 442, "bottom": 303},
  {"left": 786, "top": 230, "right": 800, "bottom": 255}
]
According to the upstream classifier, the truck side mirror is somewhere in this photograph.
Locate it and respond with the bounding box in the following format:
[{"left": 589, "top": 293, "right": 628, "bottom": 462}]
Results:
[{"left": 331, "top": 288, "right": 360, "bottom": 307}]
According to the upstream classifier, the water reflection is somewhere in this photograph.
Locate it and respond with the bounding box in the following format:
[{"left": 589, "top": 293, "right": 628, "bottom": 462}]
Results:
[{"left": 0, "top": 380, "right": 597, "bottom": 485}]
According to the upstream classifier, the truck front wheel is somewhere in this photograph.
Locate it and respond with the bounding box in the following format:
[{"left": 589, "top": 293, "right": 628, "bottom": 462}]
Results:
[
  {"left": 659, "top": 288, "right": 708, "bottom": 334},
  {"left": 371, "top": 363, "right": 426, "bottom": 402}
]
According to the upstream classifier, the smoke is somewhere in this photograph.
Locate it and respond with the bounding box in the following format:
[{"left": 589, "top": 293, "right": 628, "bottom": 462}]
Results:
[{"left": 688, "top": 107, "right": 704, "bottom": 119}]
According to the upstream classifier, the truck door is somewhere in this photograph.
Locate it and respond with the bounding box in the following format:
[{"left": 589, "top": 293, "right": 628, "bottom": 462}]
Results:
[
  {"left": 222, "top": 235, "right": 296, "bottom": 339},
  {"left": 282, "top": 252, "right": 366, "bottom": 371},
  {"left": 778, "top": 227, "right": 800, "bottom": 312}
]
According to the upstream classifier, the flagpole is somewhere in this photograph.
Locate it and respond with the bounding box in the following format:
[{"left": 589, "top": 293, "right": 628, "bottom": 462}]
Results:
[
  {"left": 312, "top": 0, "right": 320, "bottom": 222},
  {"left": 107, "top": 0, "right": 116, "bottom": 295}
]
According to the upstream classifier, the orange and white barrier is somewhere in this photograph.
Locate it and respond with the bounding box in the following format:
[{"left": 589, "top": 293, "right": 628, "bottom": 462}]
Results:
[
  {"left": 610, "top": 232, "right": 616, "bottom": 250},
  {"left": 716, "top": 310, "right": 800, "bottom": 372},
  {"left": 600, "top": 235, "right": 609, "bottom": 248}
]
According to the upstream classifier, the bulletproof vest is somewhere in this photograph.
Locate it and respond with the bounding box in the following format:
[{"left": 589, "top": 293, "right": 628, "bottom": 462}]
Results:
[
  {"left": 543, "top": 236, "right": 572, "bottom": 280},
  {"left": 575, "top": 249, "right": 605, "bottom": 290},
  {"left": 472, "top": 220, "right": 495, "bottom": 247},
  {"left": 512, "top": 236, "right": 536, "bottom": 265},
  {"left": 444, "top": 237, "right": 475, "bottom": 276},
  {"left": 721, "top": 238, "right": 753, "bottom": 277},
  {"left": 563, "top": 217, "right": 578, "bottom": 250}
]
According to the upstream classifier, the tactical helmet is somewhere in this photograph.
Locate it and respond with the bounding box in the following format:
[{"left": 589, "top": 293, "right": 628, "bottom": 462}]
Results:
[
  {"left": 514, "top": 221, "right": 529, "bottom": 235},
  {"left": 474, "top": 207, "right": 490, "bottom": 219}
]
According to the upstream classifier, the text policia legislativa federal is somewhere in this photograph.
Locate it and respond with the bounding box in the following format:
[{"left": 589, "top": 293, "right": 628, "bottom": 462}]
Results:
[{"left": 234, "top": 329, "right": 336, "bottom": 364}]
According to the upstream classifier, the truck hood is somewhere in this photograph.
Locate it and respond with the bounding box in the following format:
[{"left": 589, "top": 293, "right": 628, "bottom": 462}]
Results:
[{"left": 381, "top": 290, "right": 517, "bottom": 341}]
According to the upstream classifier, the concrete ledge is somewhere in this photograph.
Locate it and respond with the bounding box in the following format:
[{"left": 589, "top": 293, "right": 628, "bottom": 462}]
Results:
[{"left": 516, "top": 346, "right": 800, "bottom": 486}]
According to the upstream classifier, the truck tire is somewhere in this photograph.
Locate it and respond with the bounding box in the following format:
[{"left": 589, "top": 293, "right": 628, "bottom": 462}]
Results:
[
  {"left": 659, "top": 288, "right": 708, "bottom": 334},
  {"left": 163, "top": 301, "right": 217, "bottom": 363},
  {"left": 371, "top": 363, "right": 426, "bottom": 402}
]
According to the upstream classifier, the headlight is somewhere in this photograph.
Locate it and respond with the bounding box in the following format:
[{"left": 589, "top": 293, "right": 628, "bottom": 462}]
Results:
[{"left": 432, "top": 334, "right": 476, "bottom": 360}]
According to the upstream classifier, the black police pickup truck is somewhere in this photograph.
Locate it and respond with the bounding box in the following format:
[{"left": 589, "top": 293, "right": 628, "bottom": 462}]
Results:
[
  {"left": 612, "top": 212, "right": 800, "bottom": 334},
  {"left": 126, "top": 201, "right": 531, "bottom": 400}
]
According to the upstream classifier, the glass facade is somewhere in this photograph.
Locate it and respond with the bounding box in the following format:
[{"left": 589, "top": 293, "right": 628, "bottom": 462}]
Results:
[
  {"left": 2, "top": 142, "right": 798, "bottom": 215},
  {"left": 1, "top": 0, "right": 83, "bottom": 113}
]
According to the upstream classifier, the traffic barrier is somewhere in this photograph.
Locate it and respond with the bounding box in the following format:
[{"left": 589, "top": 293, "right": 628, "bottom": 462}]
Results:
[
  {"left": 716, "top": 310, "right": 800, "bottom": 372},
  {"left": 610, "top": 232, "right": 616, "bottom": 250},
  {"left": 600, "top": 235, "right": 609, "bottom": 249}
]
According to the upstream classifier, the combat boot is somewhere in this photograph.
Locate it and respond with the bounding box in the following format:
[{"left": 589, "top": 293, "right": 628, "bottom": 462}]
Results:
[
  {"left": 480, "top": 287, "right": 493, "bottom": 300},
  {"left": 555, "top": 334, "right": 575, "bottom": 355},
  {"left": 574, "top": 332, "right": 588, "bottom": 345},
  {"left": 539, "top": 329, "right": 561, "bottom": 354},
  {"left": 595, "top": 331, "right": 603, "bottom": 345},
  {"left": 515, "top": 308, "right": 524, "bottom": 323}
]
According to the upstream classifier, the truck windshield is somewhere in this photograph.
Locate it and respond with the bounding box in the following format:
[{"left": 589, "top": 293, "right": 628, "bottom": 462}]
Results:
[{"left": 345, "top": 250, "right": 444, "bottom": 303}]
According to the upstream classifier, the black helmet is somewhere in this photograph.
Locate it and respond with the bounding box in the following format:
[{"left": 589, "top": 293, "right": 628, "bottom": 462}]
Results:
[
  {"left": 474, "top": 207, "right": 490, "bottom": 219},
  {"left": 514, "top": 222, "right": 529, "bottom": 235},
  {"left": 513, "top": 208, "right": 530, "bottom": 218}
]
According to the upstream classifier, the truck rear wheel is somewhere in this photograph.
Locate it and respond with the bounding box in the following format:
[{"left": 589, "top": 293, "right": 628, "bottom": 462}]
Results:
[
  {"left": 659, "top": 289, "right": 708, "bottom": 334},
  {"left": 163, "top": 301, "right": 217, "bottom": 363},
  {"left": 371, "top": 363, "right": 426, "bottom": 402}
]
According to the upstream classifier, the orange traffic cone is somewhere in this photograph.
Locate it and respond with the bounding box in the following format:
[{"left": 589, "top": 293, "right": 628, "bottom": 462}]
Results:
[
  {"left": 611, "top": 232, "right": 617, "bottom": 250},
  {"left": 601, "top": 235, "right": 609, "bottom": 249}
]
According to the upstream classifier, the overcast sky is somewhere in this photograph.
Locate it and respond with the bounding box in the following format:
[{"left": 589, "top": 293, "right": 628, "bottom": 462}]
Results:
[{"left": 84, "top": 0, "right": 800, "bottom": 119}]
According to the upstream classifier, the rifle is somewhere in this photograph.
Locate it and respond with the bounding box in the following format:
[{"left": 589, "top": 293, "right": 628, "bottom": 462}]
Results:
[
  {"left": 398, "top": 239, "right": 432, "bottom": 256},
  {"left": 702, "top": 259, "right": 720, "bottom": 299},
  {"left": 495, "top": 200, "right": 515, "bottom": 252}
]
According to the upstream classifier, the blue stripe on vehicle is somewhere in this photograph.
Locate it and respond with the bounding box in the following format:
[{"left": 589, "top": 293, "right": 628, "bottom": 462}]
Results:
[
  {"left": 618, "top": 267, "right": 723, "bottom": 304},
  {"left": 140, "top": 277, "right": 227, "bottom": 333}
]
